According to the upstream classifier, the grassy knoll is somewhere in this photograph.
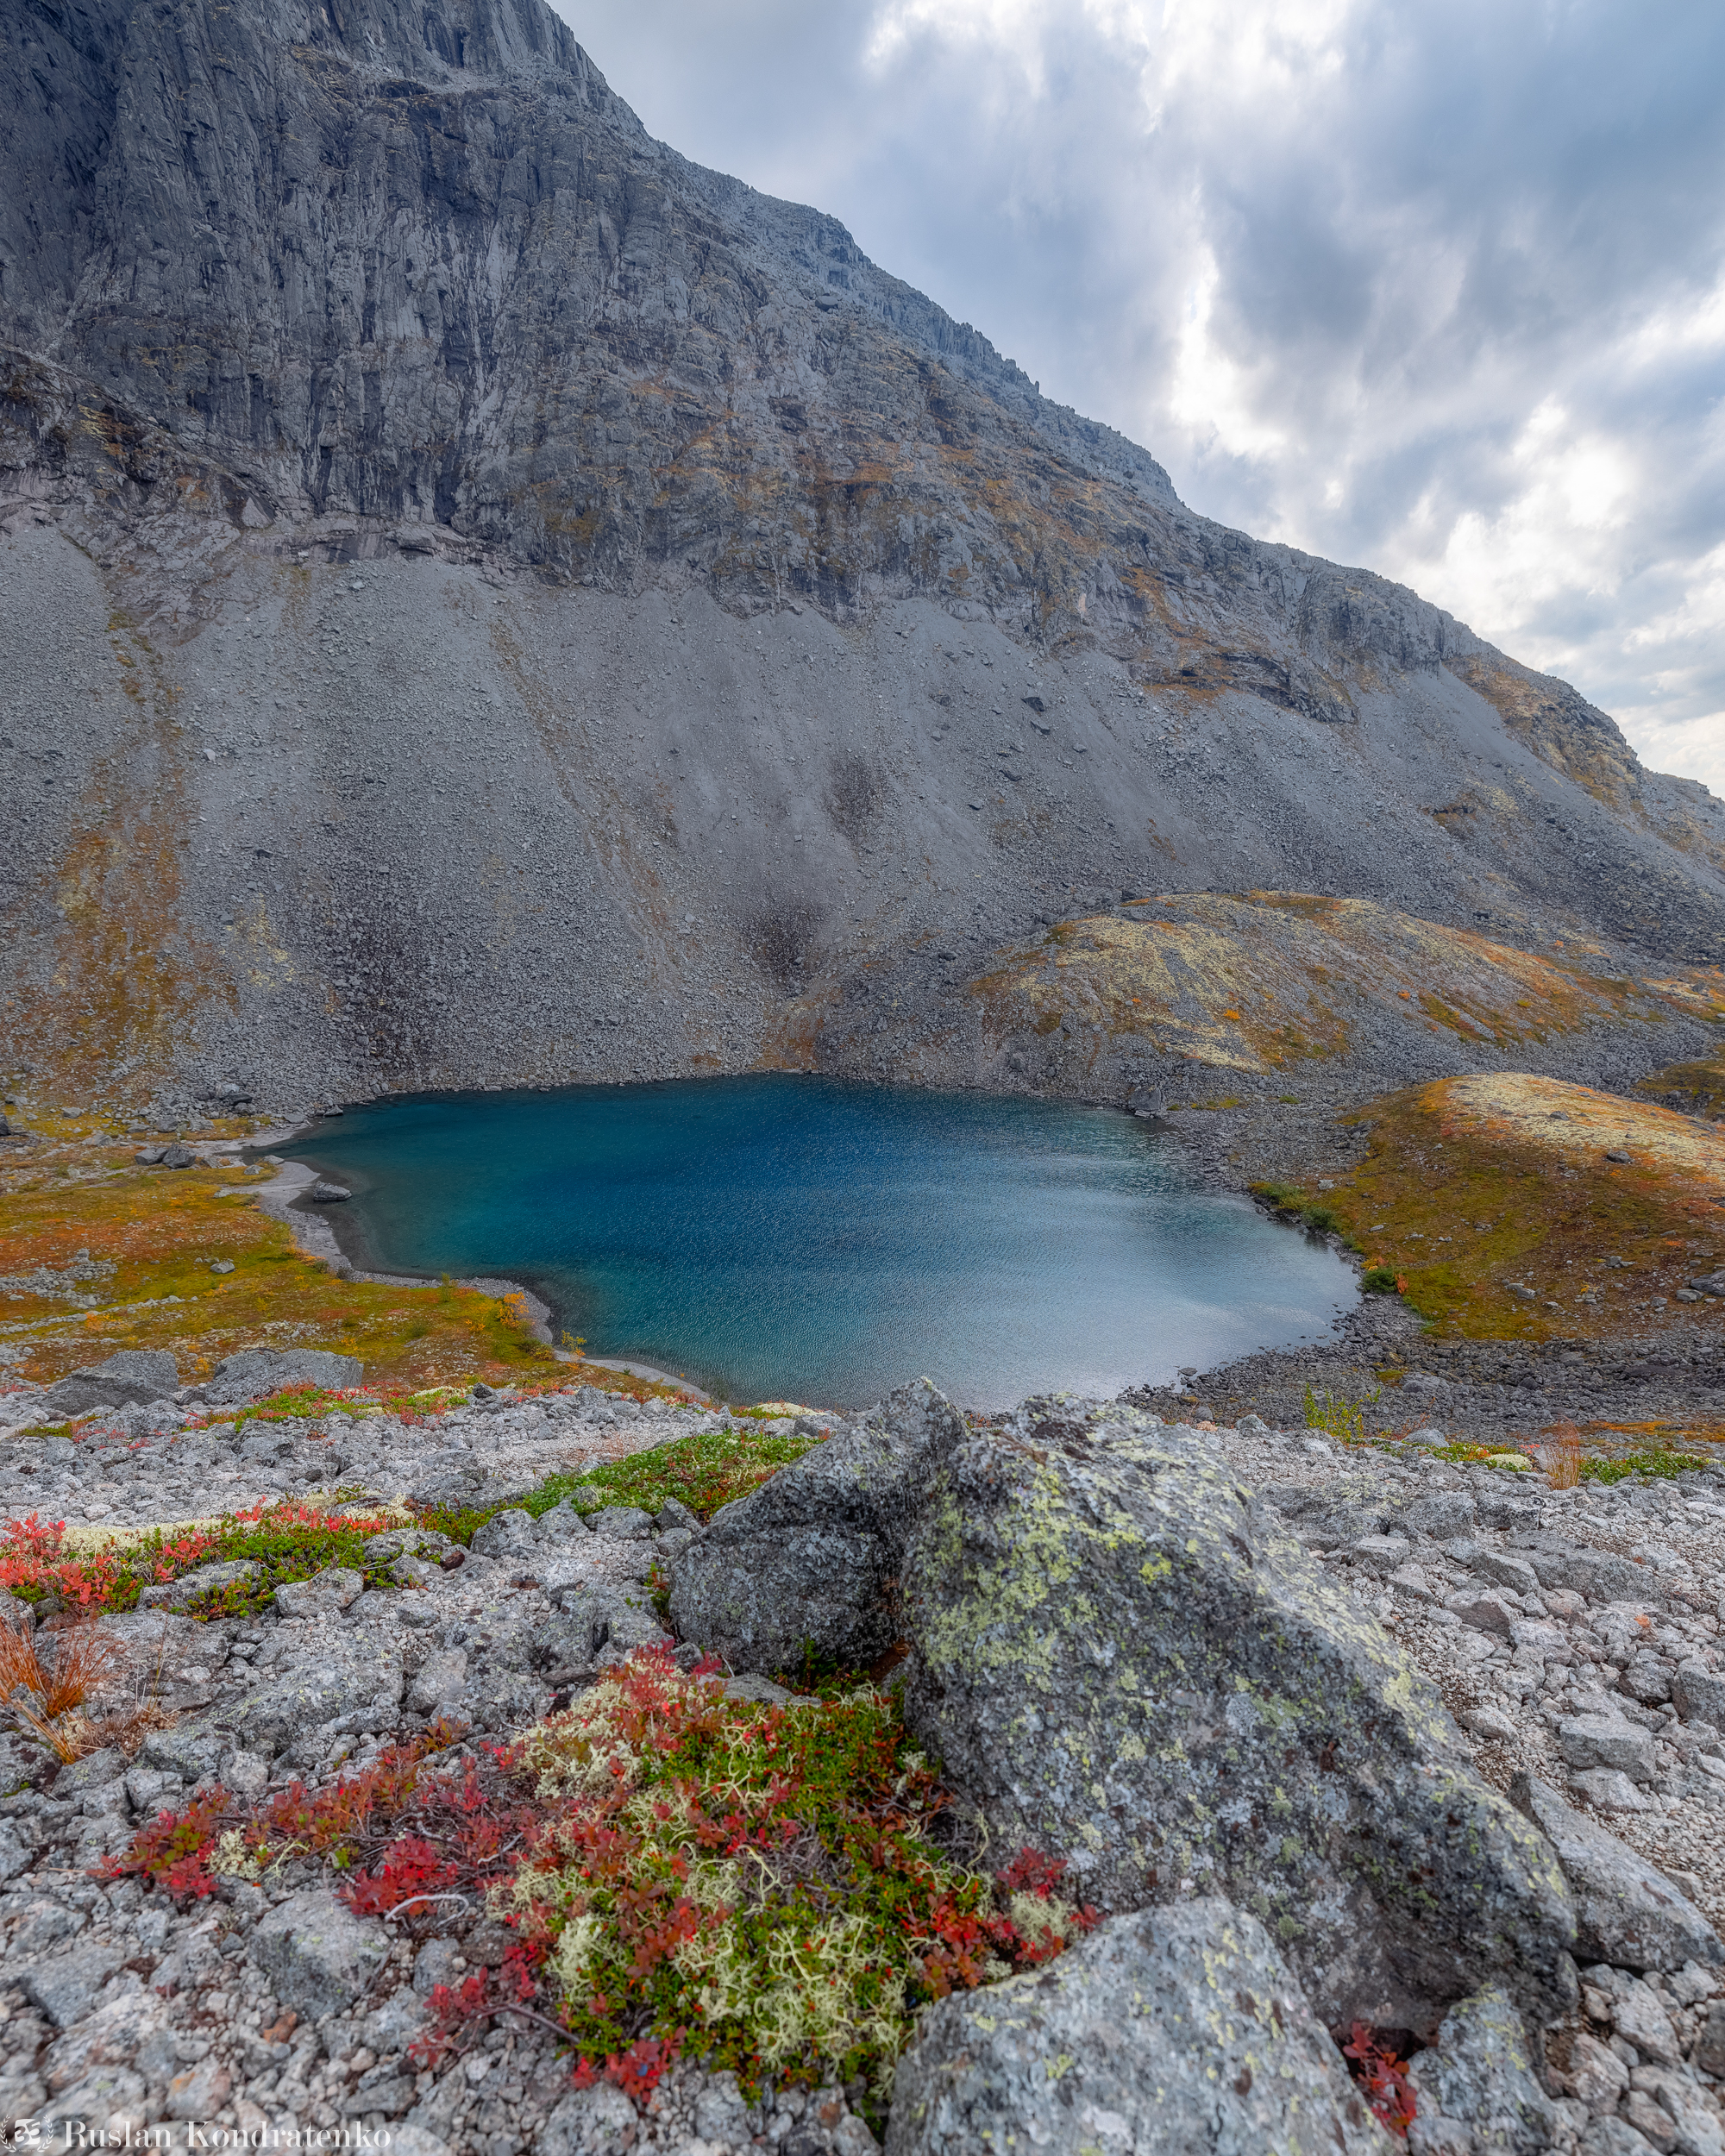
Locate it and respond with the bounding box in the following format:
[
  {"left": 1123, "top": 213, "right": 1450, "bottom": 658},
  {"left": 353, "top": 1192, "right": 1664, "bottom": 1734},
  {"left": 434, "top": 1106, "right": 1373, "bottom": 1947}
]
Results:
[
  {"left": 1254, "top": 1073, "right": 1725, "bottom": 1346},
  {"left": 0, "top": 1112, "right": 558, "bottom": 1388}
]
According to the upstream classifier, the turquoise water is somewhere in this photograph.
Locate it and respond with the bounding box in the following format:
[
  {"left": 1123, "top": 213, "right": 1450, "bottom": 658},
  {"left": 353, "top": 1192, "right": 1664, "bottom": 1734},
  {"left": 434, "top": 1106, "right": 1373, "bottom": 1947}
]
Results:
[{"left": 282, "top": 1076, "right": 1353, "bottom": 1408}]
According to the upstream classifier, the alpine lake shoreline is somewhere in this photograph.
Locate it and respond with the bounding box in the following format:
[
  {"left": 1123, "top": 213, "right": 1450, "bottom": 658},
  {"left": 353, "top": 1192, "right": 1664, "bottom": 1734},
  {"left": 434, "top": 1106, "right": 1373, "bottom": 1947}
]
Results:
[{"left": 1, "top": 1066, "right": 1724, "bottom": 2155}]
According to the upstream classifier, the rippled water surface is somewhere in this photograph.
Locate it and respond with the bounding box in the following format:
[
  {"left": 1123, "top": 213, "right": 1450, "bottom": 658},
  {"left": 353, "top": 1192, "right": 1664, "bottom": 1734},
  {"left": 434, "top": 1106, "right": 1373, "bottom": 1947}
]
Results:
[{"left": 284, "top": 1076, "right": 1353, "bottom": 1407}]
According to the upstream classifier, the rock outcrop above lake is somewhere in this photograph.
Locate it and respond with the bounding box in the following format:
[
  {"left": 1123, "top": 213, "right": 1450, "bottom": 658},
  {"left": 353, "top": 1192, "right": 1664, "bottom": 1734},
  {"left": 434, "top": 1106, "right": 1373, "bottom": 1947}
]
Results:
[{"left": 2, "top": 0, "right": 1722, "bottom": 1122}]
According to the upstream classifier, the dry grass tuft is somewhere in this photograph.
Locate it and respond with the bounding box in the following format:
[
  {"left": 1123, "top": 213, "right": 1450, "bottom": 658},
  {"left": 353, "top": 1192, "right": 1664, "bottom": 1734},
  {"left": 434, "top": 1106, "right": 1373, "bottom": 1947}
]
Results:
[
  {"left": 1532, "top": 1420, "right": 1584, "bottom": 1489},
  {"left": 0, "top": 1617, "right": 119, "bottom": 1760}
]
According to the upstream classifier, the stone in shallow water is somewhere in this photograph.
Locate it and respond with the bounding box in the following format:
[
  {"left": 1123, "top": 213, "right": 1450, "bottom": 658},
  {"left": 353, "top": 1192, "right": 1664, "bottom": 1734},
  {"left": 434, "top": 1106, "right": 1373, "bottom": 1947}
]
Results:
[{"left": 882, "top": 1898, "right": 1390, "bottom": 2156}]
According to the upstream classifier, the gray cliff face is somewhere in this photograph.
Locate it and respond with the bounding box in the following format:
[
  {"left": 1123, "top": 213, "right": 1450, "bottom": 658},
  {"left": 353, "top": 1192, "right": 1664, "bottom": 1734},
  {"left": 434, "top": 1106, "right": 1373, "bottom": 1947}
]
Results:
[{"left": 1, "top": 0, "right": 1722, "bottom": 1116}]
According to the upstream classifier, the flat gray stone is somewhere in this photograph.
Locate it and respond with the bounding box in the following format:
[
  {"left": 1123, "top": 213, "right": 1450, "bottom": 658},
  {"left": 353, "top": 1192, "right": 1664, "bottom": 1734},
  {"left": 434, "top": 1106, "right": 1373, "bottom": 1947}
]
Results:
[
  {"left": 589, "top": 1505, "right": 655, "bottom": 1540},
  {"left": 1475, "top": 1551, "right": 1541, "bottom": 1597},
  {"left": 20, "top": 1941, "right": 126, "bottom": 2027},
  {"left": 533, "top": 1500, "right": 590, "bottom": 1541},
  {"left": 1513, "top": 1772, "right": 1724, "bottom": 1971},
  {"left": 1559, "top": 1714, "right": 1657, "bottom": 1782},
  {"left": 273, "top": 1565, "right": 365, "bottom": 1619},
  {"left": 1395, "top": 1489, "right": 1477, "bottom": 1539},
  {"left": 1404, "top": 1985, "right": 1559, "bottom": 2156},
  {"left": 250, "top": 1886, "right": 388, "bottom": 2015},
  {"left": 1675, "top": 1662, "right": 1725, "bottom": 1727},
  {"left": 469, "top": 1507, "right": 538, "bottom": 1557},
  {"left": 1452, "top": 1590, "right": 1518, "bottom": 1636},
  {"left": 140, "top": 1714, "right": 225, "bottom": 1783},
  {"left": 204, "top": 1346, "right": 363, "bottom": 1405},
  {"left": 542, "top": 2082, "right": 639, "bottom": 2156},
  {"left": 1572, "top": 1767, "right": 1652, "bottom": 1811},
  {"left": 1579, "top": 2119, "right": 1664, "bottom": 2156},
  {"left": 1610, "top": 1974, "right": 1682, "bottom": 2064},
  {"left": 405, "top": 1649, "right": 469, "bottom": 1714},
  {"left": 882, "top": 1897, "right": 1391, "bottom": 2156},
  {"left": 230, "top": 1644, "right": 403, "bottom": 1752},
  {"left": 41, "top": 1350, "right": 179, "bottom": 1417}
]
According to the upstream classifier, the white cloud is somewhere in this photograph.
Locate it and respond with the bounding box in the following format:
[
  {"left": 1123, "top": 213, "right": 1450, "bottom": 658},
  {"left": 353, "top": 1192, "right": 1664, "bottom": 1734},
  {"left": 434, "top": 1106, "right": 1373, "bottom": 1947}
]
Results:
[{"left": 557, "top": 0, "right": 1725, "bottom": 794}]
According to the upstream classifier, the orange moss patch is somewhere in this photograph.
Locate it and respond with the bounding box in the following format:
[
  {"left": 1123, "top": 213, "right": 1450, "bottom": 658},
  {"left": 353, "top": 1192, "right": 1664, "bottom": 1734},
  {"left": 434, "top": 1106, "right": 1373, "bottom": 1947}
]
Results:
[
  {"left": 1282, "top": 1074, "right": 1725, "bottom": 1344},
  {"left": 968, "top": 893, "right": 1725, "bottom": 1076}
]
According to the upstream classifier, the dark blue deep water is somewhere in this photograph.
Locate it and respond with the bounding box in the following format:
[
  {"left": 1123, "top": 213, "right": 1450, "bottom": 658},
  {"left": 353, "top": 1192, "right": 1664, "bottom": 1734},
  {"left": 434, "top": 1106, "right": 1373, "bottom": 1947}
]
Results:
[{"left": 282, "top": 1077, "right": 1353, "bottom": 1408}]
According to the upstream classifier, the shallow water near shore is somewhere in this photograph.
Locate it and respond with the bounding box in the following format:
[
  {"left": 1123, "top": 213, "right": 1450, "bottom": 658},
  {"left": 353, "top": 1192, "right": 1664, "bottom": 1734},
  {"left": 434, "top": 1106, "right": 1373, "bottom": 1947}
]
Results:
[{"left": 283, "top": 1075, "right": 1354, "bottom": 1407}]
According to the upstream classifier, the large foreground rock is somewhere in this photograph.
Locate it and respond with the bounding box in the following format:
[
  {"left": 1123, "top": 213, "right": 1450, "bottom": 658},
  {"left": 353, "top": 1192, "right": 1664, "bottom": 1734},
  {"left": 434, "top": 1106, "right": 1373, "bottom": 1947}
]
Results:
[
  {"left": 1512, "top": 1772, "right": 1724, "bottom": 1973},
  {"left": 883, "top": 1897, "right": 1391, "bottom": 2156},
  {"left": 41, "top": 1350, "right": 179, "bottom": 1416},
  {"left": 900, "top": 1398, "right": 1576, "bottom": 2035},
  {"left": 668, "top": 1380, "right": 962, "bottom": 1671}
]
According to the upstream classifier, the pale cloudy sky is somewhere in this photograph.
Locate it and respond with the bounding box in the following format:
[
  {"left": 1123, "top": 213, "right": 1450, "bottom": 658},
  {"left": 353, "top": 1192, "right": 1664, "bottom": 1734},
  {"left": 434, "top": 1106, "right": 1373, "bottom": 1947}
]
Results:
[{"left": 553, "top": 0, "right": 1725, "bottom": 793}]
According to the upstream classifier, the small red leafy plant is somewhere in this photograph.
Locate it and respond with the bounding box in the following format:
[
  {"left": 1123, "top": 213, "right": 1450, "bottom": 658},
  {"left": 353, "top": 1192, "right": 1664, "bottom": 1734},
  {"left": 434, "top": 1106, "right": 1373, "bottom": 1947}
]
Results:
[{"left": 1342, "top": 2021, "right": 1417, "bottom": 2137}]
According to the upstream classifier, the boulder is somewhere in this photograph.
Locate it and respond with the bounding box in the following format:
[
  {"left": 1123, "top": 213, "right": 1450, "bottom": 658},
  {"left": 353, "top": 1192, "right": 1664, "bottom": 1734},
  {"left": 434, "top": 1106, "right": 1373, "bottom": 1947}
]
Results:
[
  {"left": 406, "top": 1649, "right": 469, "bottom": 1714},
  {"left": 250, "top": 1887, "right": 388, "bottom": 2015},
  {"left": 310, "top": 1180, "right": 352, "bottom": 1202},
  {"left": 137, "top": 1559, "right": 260, "bottom": 1613},
  {"left": 1395, "top": 1489, "right": 1477, "bottom": 1539},
  {"left": 41, "top": 1350, "right": 180, "bottom": 1418},
  {"left": 1674, "top": 1662, "right": 1725, "bottom": 1727},
  {"left": 139, "top": 1716, "right": 225, "bottom": 1783},
  {"left": 588, "top": 1505, "right": 655, "bottom": 1540},
  {"left": 1517, "top": 1535, "right": 1661, "bottom": 1608},
  {"left": 19, "top": 1942, "right": 127, "bottom": 2027},
  {"left": 1404, "top": 1986, "right": 1559, "bottom": 2156},
  {"left": 204, "top": 1345, "right": 364, "bottom": 1403},
  {"left": 900, "top": 1398, "right": 1577, "bottom": 2035},
  {"left": 273, "top": 1566, "right": 366, "bottom": 1620},
  {"left": 1511, "top": 1773, "right": 1723, "bottom": 1971},
  {"left": 534, "top": 1500, "right": 590, "bottom": 1542},
  {"left": 1558, "top": 1715, "right": 1657, "bottom": 1783},
  {"left": 882, "top": 1897, "right": 1392, "bottom": 2156},
  {"left": 669, "top": 1378, "right": 960, "bottom": 1671},
  {"left": 229, "top": 1643, "right": 403, "bottom": 1752},
  {"left": 470, "top": 1508, "right": 539, "bottom": 1558}
]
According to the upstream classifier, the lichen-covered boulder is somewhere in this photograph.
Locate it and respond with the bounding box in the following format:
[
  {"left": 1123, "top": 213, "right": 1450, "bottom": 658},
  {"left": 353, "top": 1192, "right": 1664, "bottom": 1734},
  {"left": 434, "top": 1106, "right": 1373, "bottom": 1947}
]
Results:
[
  {"left": 1404, "top": 1986, "right": 1559, "bottom": 2156},
  {"left": 204, "top": 1346, "right": 362, "bottom": 1405},
  {"left": 900, "top": 1396, "right": 1576, "bottom": 2036},
  {"left": 668, "top": 1379, "right": 961, "bottom": 1672},
  {"left": 41, "top": 1349, "right": 180, "bottom": 1417},
  {"left": 883, "top": 1897, "right": 1392, "bottom": 2156}
]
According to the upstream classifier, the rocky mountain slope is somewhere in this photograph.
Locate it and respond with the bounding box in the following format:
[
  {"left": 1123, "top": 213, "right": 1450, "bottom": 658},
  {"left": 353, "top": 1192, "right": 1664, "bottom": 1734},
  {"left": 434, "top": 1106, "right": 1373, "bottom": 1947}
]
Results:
[{"left": 3, "top": 0, "right": 1724, "bottom": 1120}]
